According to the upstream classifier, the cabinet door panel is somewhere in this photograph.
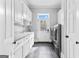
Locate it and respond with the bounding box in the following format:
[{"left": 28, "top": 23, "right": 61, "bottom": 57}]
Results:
[
  {"left": 15, "top": 0, "right": 22, "bottom": 23},
  {"left": 0, "top": 0, "right": 5, "bottom": 40},
  {"left": 14, "top": 47, "right": 22, "bottom": 58},
  {"left": 29, "top": 36, "right": 34, "bottom": 48},
  {"left": 0, "top": 0, "right": 6, "bottom": 55},
  {"left": 6, "top": 0, "right": 12, "bottom": 39},
  {"left": 23, "top": 39, "right": 30, "bottom": 57}
]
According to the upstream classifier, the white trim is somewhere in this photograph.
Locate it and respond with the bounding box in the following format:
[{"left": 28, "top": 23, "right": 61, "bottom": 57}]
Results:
[{"left": 61, "top": 52, "right": 64, "bottom": 58}]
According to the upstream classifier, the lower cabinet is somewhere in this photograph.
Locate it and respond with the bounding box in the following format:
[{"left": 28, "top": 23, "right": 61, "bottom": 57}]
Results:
[
  {"left": 13, "top": 47, "right": 22, "bottom": 58},
  {"left": 29, "top": 37, "right": 34, "bottom": 48},
  {"left": 23, "top": 36, "right": 34, "bottom": 57},
  {"left": 23, "top": 40, "right": 30, "bottom": 57},
  {"left": 11, "top": 33, "right": 34, "bottom": 58}
]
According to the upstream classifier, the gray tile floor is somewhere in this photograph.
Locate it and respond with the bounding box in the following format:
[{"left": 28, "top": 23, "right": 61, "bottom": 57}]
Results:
[{"left": 26, "top": 43, "right": 59, "bottom": 58}]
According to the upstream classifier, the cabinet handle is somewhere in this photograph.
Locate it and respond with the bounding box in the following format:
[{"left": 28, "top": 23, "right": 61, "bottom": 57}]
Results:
[
  {"left": 12, "top": 41, "right": 16, "bottom": 44},
  {"left": 65, "top": 35, "right": 69, "bottom": 38},
  {"left": 76, "top": 41, "right": 79, "bottom": 44}
]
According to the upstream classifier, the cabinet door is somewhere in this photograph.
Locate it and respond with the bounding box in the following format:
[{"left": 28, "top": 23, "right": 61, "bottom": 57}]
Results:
[
  {"left": 15, "top": 0, "right": 23, "bottom": 23},
  {"left": 0, "top": 0, "right": 6, "bottom": 55},
  {"left": 29, "top": 35, "right": 34, "bottom": 48},
  {"left": 63, "top": 0, "right": 79, "bottom": 58},
  {"left": 29, "top": 11, "right": 32, "bottom": 21},
  {"left": 13, "top": 46, "right": 22, "bottom": 58},
  {"left": 14, "top": 0, "right": 24, "bottom": 38},
  {"left": 6, "top": 0, "right": 12, "bottom": 39},
  {"left": 23, "top": 38, "right": 30, "bottom": 57},
  {"left": 22, "top": 3, "right": 27, "bottom": 20},
  {"left": 73, "top": 0, "right": 79, "bottom": 58},
  {"left": 22, "top": 2, "right": 32, "bottom": 22}
]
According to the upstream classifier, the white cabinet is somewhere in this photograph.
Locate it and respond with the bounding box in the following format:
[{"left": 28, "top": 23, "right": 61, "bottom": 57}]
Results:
[
  {"left": 15, "top": 0, "right": 23, "bottom": 24},
  {"left": 23, "top": 39, "right": 30, "bottom": 57},
  {"left": 23, "top": 34, "right": 34, "bottom": 57},
  {"left": 0, "top": 0, "right": 33, "bottom": 58},
  {"left": 23, "top": 2, "right": 32, "bottom": 21},
  {"left": 29, "top": 34, "right": 34, "bottom": 48},
  {"left": 61, "top": 0, "right": 79, "bottom": 58},
  {"left": 13, "top": 0, "right": 33, "bottom": 57},
  {"left": 14, "top": 0, "right": 32, "bottom": 35},
  {"left": 12, "top": 33, "right": 34, "bottom": 58},
  {"left": 0, "top": 0, "right": 6, "bottom": 55},
  {"left": 14, "top": 0, "right": 24, "bottom": 36},
  {"left": 6, "top": 0, "right": 12, "bottom": 39},
  {"left": 13, "top": 47, "right": 22, "bottom": 58}
]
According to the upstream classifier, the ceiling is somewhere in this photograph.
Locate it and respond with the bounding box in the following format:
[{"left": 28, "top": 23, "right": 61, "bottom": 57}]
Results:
[{"left": 26, "top": 0, "right": 61, "bottom": 8}]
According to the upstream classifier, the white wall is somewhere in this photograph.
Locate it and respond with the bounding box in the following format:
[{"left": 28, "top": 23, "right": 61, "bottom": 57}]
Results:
[{"left": 31, "top": 8, "right": 59, "bottom": 42}]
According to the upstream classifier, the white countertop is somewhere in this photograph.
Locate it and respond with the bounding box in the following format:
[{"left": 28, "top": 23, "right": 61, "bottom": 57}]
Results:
[{"left": 14, "top": 32, "right": 34, "bottom": 41}]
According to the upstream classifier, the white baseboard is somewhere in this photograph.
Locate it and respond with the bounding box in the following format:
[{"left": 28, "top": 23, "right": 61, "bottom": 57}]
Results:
[{"left": 61, "top": 52, "right": 64, "bottom": 58}]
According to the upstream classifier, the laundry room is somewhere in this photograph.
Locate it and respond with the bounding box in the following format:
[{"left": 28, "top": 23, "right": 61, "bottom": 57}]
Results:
[{"left": 0, "top": 0, "right": 79, "bottom": 58}]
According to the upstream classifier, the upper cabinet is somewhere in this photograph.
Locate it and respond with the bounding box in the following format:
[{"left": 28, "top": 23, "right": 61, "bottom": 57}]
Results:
[
  {"left": 22, "top": 1, "right": 32, "bottom": 24},
  {"left": 15, "top": 0, "right": 23, "bottom": 25},
  {"left": 14, "top": 0, "right": 32, "bottom": 24},
  {"left": 14, "top": 0, "right": 32, "bottom": 35}
]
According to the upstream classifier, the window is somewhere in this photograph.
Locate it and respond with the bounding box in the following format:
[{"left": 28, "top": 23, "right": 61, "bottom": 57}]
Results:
[
  {"left": 37, "top": 13, "right": 49, "bottom": 31},
  {"left": 37, "top": 13, "right": 49, "bottom": 20}
]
